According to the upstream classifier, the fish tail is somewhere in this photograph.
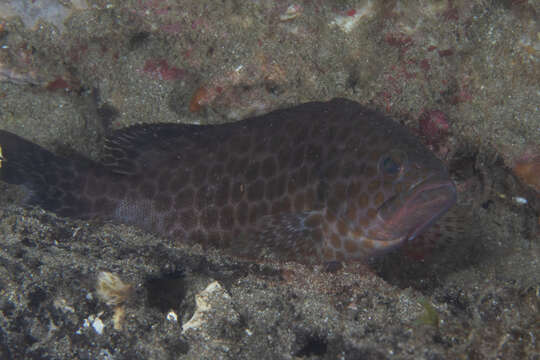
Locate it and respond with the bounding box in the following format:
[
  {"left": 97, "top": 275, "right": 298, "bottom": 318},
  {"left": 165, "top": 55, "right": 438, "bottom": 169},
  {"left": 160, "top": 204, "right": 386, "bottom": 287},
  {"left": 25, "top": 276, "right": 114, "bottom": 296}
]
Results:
[{"left": 0, "top": 130, "right": 108, "bottom": 218}]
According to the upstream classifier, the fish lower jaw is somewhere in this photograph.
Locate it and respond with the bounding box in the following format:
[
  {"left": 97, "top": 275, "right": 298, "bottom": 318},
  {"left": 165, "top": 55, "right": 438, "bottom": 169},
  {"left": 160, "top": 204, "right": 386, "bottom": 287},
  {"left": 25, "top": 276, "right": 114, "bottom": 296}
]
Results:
[{"left": 362, "top": 236, "right": 406, "bottom": 252}]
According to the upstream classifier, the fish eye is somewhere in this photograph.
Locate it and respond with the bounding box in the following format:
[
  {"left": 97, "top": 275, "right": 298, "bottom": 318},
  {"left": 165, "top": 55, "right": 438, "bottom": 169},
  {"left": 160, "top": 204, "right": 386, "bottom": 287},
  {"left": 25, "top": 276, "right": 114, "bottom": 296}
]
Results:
[
  {"left": 378, "top": 150, "right": 407, "bottom": 177},
  {"left": 380, "top": 156, "right": 400, "bottom": 175}
]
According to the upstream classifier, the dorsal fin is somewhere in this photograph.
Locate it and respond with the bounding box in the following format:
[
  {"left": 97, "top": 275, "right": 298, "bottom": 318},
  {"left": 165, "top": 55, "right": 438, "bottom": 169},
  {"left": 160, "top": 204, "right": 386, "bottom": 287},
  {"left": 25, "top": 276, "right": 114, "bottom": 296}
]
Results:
[{"left": 101, "top": 123, "right": 199, "bottom": 175}]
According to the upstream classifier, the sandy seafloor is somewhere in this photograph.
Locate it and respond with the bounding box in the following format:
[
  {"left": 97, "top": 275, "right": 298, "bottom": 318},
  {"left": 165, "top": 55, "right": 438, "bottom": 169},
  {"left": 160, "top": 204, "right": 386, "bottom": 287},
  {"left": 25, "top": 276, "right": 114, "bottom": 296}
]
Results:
[{"left": 0, "top": 1, "right": 539, "bottom": 359}]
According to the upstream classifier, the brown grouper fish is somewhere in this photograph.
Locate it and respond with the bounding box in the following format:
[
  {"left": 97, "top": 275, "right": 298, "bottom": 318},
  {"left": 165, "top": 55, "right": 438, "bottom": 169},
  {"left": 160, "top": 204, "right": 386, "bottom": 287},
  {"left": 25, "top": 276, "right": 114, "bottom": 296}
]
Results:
[{"left": 0, "top": 98, "right": 457, "bottom": 264}]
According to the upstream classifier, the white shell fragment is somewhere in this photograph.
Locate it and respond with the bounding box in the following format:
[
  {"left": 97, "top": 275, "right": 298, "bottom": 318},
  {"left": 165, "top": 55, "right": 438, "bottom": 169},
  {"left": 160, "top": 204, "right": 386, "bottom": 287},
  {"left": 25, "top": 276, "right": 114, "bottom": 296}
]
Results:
[
  {"left": 512, "top": 196, "right": 528, "bottom": 205},
  {"left": 280, "top": 5, "right": 302, "bottom": 21},
  {"left": 182, "top": 281, "right": 239, "bottom": 335},
  {"left": 167, "top": 310, "right": 178, "bottom": 322},
  {"left": 330, "top": 1, "right": 374, "bottom": 33}
]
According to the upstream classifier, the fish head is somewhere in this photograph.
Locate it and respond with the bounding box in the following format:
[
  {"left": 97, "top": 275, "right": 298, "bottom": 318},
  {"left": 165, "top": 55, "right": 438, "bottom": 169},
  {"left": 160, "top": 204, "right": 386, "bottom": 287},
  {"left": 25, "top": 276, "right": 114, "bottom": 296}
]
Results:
[
  {"left": 341, "top": 121, "right": 457, "bottom": 258},
  {"left": 374, "top": 152, "right": 457, "bottom": 242}
]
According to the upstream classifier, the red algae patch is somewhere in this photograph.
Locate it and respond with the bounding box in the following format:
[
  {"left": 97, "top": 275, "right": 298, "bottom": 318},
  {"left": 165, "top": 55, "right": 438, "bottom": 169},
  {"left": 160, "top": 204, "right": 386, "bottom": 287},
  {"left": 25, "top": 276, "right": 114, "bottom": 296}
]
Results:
[
  {"left": 189, "top": 86, "right": 210, "bottom": 113},
  {"left": 142, "top": 59, "right": 186, "bottom": 81},
  {"left": 418, "top": 110, "right": 450, "bottom": 146},
  {"left": 513, "top": 152, "right": 540, "bottom": 193}
]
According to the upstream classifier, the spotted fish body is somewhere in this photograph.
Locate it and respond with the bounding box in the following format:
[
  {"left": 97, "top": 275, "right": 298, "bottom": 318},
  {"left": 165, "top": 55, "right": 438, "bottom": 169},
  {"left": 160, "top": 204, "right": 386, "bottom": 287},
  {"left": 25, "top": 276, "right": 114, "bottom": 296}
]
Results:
[{"left": 0, "top": 99, "right": 456, "bottom": 264}]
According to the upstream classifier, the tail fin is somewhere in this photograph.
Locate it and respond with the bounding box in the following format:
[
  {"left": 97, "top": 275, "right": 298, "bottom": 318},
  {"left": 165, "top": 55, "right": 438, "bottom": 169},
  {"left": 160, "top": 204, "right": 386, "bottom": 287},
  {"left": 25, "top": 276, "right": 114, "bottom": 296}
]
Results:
[{"left": 0, "top": 130, "right": 99, "bottom": 218}]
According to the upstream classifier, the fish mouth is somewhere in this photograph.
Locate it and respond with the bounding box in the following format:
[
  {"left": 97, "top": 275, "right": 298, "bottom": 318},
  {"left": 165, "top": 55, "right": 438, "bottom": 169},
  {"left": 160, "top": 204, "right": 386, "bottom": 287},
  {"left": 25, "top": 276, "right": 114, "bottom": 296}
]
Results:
[{"left": 376, "top": 176, "right": 457, "bottom": 242}]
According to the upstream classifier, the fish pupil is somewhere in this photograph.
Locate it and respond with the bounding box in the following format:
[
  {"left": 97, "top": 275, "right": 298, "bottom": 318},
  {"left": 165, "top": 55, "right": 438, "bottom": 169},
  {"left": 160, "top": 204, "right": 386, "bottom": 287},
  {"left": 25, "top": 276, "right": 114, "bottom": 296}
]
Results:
[{"left": 380, "top": 156, "right": 400, "bottom": 175}]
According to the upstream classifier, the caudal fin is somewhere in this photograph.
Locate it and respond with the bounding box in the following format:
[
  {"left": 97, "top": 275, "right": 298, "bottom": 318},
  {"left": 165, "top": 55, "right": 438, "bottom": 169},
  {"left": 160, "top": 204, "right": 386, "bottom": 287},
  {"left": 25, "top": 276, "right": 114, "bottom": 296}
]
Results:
[{"left": 0, "top": 130, "right": 100, "bottom": 217}]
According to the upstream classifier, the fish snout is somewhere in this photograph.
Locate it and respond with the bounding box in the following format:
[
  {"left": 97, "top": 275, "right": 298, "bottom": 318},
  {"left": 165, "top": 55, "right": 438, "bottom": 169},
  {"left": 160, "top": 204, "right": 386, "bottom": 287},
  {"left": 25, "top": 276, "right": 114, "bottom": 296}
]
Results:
[{"left": 377, "top": 176, "right": 457, "bottom": 241}]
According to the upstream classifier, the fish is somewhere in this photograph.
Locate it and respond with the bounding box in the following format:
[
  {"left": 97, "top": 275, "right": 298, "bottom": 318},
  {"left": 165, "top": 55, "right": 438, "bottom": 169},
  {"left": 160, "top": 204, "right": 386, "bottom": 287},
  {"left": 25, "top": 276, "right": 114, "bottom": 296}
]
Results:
[{"left": 0, "top": 98, "right": 457, "bottom": 264}]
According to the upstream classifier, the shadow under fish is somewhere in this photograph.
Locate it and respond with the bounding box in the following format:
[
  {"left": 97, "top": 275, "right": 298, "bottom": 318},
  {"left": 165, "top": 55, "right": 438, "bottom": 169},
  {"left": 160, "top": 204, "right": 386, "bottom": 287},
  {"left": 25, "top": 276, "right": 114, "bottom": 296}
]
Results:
[{"left": 0, "top": 98, "right": 458, "bottom": 265}]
